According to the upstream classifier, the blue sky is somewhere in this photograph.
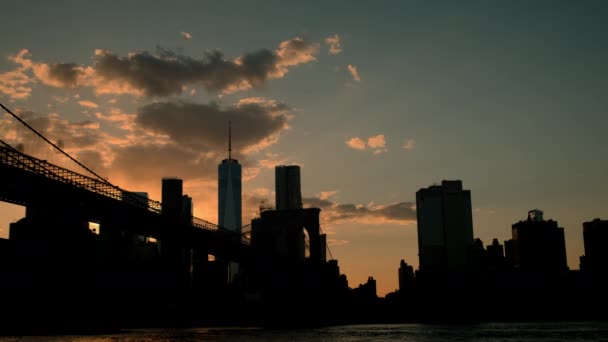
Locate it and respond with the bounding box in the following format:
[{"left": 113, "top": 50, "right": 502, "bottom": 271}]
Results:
[{"left": 0, "top": 1, "right": 607, "bottom": 295}]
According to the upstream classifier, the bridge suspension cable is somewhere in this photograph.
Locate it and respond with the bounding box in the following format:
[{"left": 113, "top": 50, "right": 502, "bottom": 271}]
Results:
[{"left": 0, "top": 103, "right": 112, "bottom": 185}]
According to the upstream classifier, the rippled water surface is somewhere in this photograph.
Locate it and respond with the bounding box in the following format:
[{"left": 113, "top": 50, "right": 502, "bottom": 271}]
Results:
[{"left": 2, "top": 322, "right": 608, "bottom": 341}]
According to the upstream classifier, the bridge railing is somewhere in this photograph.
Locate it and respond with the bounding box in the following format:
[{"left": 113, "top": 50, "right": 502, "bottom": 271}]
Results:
[
  {"left": 0, "top": 146, "right": 242, "bottom": 237},
  {"left": 0, "top": 146, "right": 144, "bottom": 207}
]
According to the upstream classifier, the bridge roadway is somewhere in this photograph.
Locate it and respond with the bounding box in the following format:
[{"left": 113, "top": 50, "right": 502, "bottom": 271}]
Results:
[{"left": 0, "top": 146, "right": 249, "bottom": 262}]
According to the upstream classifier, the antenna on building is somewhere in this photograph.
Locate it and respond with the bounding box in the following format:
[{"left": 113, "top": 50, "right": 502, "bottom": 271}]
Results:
[{"left": 228, "top": 120, "right": 232, "bottom": 160}]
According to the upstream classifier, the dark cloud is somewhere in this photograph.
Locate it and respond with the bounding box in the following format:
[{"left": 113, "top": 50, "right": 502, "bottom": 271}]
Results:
[
  {"left": 93, "top": 49, "right": 209, "bottom": 96},
  {"left": 136, "top": 99, "right": 290, "bottom": 152},
  {"left": 376, "top": 202, "right": 418, "bottom": 221},
  {"left": 47, "top": 63, "right": 83, "bottom": 88},
  {"left": 303, "top": 196, "right": 417, "bottom": 225},
  {"left": 302, "top": 196, "right": 334, "bottom": 209},
  {"left": 93, "top": 36, "right": 317, "bottom": 96},
  {"left": 28, "top": 36, "right": 319, "bottom": 97}
]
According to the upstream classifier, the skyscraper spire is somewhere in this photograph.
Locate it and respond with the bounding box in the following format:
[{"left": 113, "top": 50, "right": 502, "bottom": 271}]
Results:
[{"left": 228, "top": 120, "right": 232, "bottom": 160}]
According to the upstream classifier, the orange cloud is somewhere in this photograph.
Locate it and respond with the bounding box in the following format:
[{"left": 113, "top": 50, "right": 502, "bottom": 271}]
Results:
[
  {"left": 346, "top": 134, "right": 387, "bottom": 154},
  {"left": 0, "top": 49, "right": 34, "bottom": 100},
  {"left": 345, "top": 137, "right": 366, "bottom": 150},
  {"left": 0, "top": 70, "right": 31, "bottom": 100},
  {"left": 273, "top": 36, "right": 320, "bottom": 73},
  {"left": 78, "top": 100, "right": 99, "bottom": 109},
  {"left": 319, "top": 190, "right": 338, "bottom": 200},
  {"left": 324, "top": 34, "right": 342, "bottom": 55},
  {"left": 347, "top": 64, "right": 361, "bottom": 82},
  {"left": 367, "top": 134, "right": 386, "bottom": 149}
]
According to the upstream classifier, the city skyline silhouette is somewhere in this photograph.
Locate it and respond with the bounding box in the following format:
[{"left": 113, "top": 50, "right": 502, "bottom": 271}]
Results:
[
  {"left": 1, "top": 132, "right": 607, "bottom": 332},
  {"left": 0, "top": 1, "right": 607, "bottom": 300}
]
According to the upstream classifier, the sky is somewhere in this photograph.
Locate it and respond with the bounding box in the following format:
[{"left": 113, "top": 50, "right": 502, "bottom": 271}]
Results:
[{"left": 0, "top": 1, "right": 607, "bottom": 296}]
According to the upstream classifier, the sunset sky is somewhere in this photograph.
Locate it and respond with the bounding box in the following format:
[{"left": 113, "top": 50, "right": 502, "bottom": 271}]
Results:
[{"left": 0, "top": 1, "right": 607, "bottom": 296}]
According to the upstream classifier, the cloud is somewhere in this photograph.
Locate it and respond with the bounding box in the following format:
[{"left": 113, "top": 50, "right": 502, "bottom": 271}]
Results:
[
  {"left": 367, "top": 134, "right": 385, "bottom": 149},
  {"left": 0, "top": 49, "right": 34, "bottom": 100},
  {"left": 180, "top": 31, "right": 192, "bottom": 40},
  {"left": 346, "top": 134, "right": 387, "bottom": 154},
  {"left": 94, "top": 108, "right": 136, "bottom": 131},
  {"left": 318, "top": 190, "right": 338, "bottom": 200},
  {"left": 368, "top": 134, "right": 387, "bottom": 154},
  {"left": 258, "top": 152, "right": 289, "bottom": 169},
  {"left": 136, "top": 98, "right": 291, "bottom": 153},
  {"left": 303, "top": 196, "right": 417, "bottom": 226},
  {"left": 32, "top": 63, "right": 84, "bottom": 88},
  {"left": 402, "top": 138, "right": 415, "bottom": 150},
  {"left": 78, "top": 100, "right": 99, "bottom": 109},
  {"left": 13, "top": 36, "right": 320, "bottom": 97},
  {"left": 347, "top": 64, "right": 360, "bottom": 82},
  {"left": 0, "top": 69, "right": 31, "bottom": 100},
  {"left": 345, "top": 137, "right": 366, "bottom": 150},
  {"left": 239, "top": 188, "right": 406, "bottom": 232},
  {"left": 324, "top": 34, "right": 342, "bottom": 55}
]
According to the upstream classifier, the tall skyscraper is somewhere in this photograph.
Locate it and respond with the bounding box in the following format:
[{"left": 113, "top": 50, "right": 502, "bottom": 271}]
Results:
[
  {"left": 218, "top": 121, "right": 242, "bottom": 233},
  {"left": 416, "top": 180, "right": 474, "bottom": 272},
  {"left": 275, "top": 165, "right": 302, "bottom": 210}
]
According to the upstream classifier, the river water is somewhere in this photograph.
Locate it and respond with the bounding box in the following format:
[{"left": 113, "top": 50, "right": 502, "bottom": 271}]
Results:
[{"left": 1, "top": 322, "right": 607, "bottom": 341}]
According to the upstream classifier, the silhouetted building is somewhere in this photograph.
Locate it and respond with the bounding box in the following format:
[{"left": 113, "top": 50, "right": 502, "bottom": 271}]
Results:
[
  {"left": 504, "top": 239, "right": 515, "bottom": 269},
  {"left": 486, "top": 238, "right": 506, "bottom": 271},
  {"left": 467, "top": 238, "right": 486, "bottom": 271},
  {"left": 398, "top": 259, "right": 415, "bottom": 292},
  {"left": 182, "top": 194, "right": 193, "bottom": 225},
  {"left": 507, "top": 209, "right": 568, "bottom": 272},
  {"left": 319, "top": 233, "right": 327, "bottom": 262},
  {"left": 416, "top": 180, "right": 474, "bottom": 272},
  {"left": 580, "top": 218, "right": 608, "bottom": 274},
  {"left": 218, "top": 122, "right": 242, "bottom": 233},
  {"left": 275, "top": 165, "right": 302, "bottom": 210},
  {"left": 160, "top": 177, "right": 193, "bottom": 287},
  {"left": 162, "top": 177, "right": 183, "bottom": 218},
  {"left": 352, "top": 276, "right": 377, "bottom": 302}
]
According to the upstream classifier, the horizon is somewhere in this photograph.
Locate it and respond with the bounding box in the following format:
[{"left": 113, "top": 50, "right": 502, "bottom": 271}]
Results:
[{"left": 1, "top": 1, "right": 607, "bottom": 296}]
